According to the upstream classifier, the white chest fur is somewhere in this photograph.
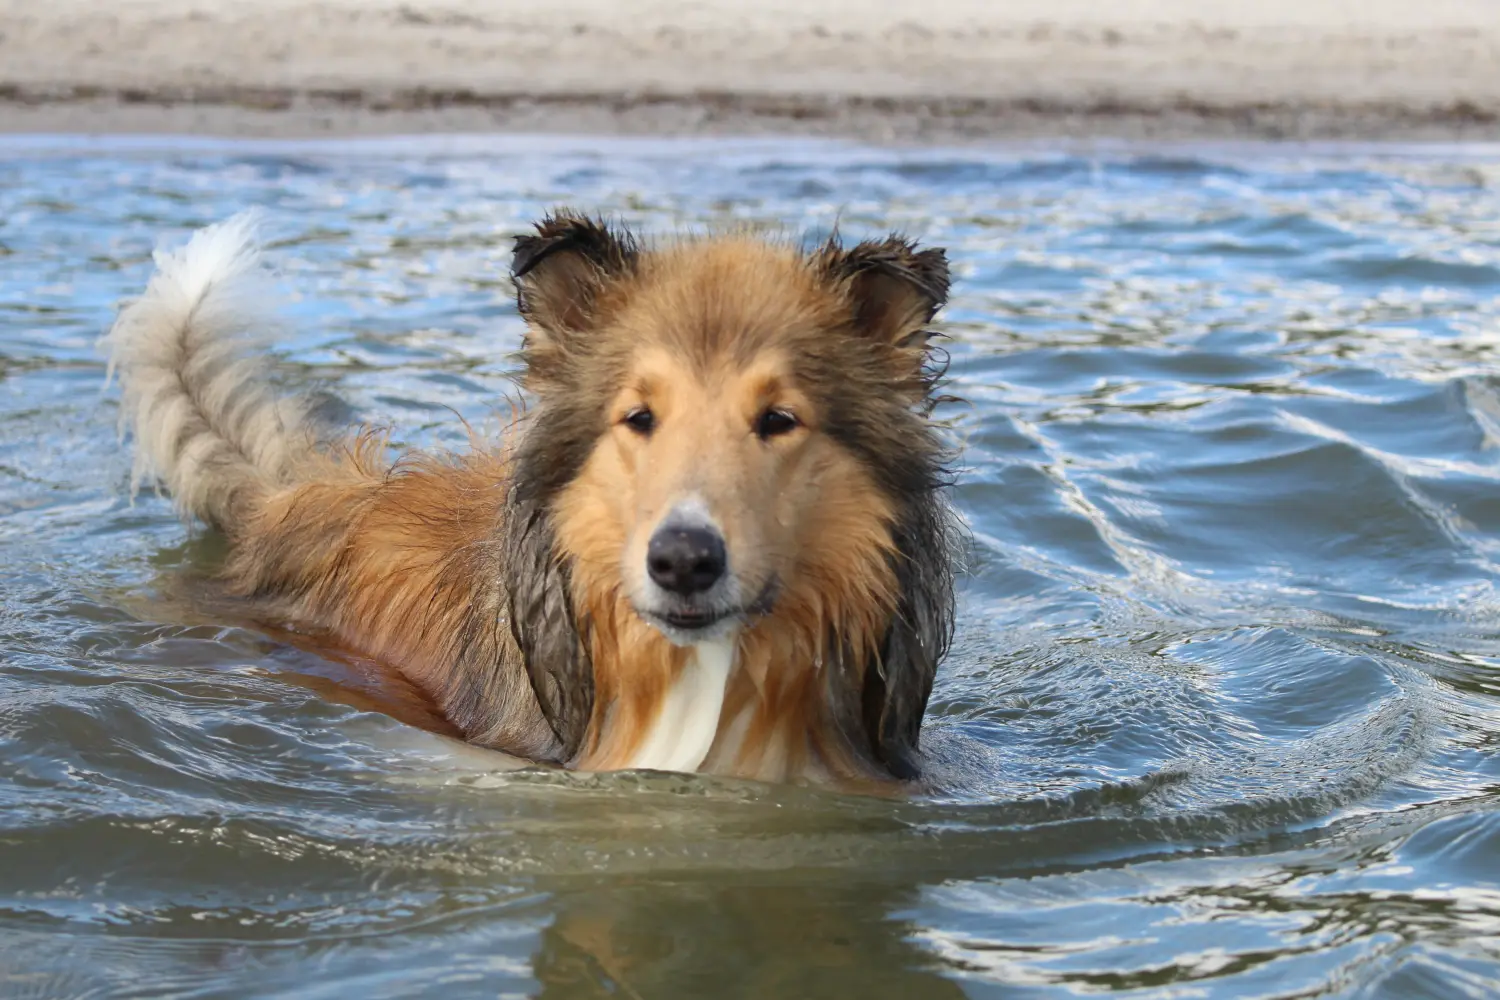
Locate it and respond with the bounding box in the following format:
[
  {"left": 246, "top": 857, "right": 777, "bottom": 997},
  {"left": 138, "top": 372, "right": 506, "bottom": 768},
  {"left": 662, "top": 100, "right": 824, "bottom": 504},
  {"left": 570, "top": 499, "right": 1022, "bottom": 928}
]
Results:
[{"left": 621, "top": 638, "right": 735, "bottom": 773}]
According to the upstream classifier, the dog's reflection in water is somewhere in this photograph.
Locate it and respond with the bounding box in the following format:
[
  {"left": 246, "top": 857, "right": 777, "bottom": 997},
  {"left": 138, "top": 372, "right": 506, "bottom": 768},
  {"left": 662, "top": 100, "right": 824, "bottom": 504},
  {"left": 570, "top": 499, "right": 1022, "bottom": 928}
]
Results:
[{"left": 533, "top": 879, "right": 965, "bottom": 999}]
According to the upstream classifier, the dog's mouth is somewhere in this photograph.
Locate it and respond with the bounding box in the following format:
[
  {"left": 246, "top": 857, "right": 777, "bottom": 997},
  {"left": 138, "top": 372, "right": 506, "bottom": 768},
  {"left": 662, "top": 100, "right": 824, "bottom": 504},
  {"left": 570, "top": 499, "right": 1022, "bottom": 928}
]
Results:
[
  {"left": 649, "top": 607, "right": 733, "bottom": 631},
  {"left": 637, "top": 578, "right": 779, "bottom": 643},
  {"left": 639, "top": 603, "right": 745, "bottom": 645}
]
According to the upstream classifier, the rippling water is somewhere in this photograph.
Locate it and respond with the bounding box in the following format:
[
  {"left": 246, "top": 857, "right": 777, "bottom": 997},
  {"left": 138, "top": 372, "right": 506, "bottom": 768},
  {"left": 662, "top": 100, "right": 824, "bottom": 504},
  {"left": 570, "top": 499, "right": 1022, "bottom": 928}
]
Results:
[{"left": 3, "top": 136, "right": 1500, "bottom": 997}]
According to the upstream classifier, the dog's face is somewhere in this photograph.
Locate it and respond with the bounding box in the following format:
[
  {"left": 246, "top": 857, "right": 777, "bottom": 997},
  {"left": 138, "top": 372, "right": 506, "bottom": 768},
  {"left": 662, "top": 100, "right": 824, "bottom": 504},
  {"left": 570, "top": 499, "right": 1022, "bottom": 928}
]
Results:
[
  {"left": 565, "top": 337, "right": 885, "bottom": 647},
  {"left": 509, "top": 217, "right": 949, "bottom": 656},
  {"left": 505, "top": 214, "right": 955, "bottom": 774}
]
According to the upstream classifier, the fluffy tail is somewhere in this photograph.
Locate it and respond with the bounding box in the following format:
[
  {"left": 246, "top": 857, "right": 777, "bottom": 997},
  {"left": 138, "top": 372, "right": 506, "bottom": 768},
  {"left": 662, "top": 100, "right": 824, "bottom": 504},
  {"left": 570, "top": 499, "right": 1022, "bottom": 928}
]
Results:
[{"left": 103, "top": 212, "right": 311, "bottom": 530}]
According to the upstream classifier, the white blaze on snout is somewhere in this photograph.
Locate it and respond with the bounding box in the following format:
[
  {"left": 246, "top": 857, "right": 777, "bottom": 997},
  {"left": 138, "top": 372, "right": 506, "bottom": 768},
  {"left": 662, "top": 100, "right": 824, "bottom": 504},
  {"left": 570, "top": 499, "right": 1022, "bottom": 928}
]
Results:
[{"left": 622, "top": 637, "right": 736, "bottom": 772}]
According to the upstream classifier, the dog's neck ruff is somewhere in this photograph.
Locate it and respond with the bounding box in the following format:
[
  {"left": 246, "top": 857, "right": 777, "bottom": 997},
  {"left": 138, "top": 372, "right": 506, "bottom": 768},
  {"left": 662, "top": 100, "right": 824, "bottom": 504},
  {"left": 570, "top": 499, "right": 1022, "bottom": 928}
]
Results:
[{"left": 619, "top": 638, "right": 735, "bottom": 772}]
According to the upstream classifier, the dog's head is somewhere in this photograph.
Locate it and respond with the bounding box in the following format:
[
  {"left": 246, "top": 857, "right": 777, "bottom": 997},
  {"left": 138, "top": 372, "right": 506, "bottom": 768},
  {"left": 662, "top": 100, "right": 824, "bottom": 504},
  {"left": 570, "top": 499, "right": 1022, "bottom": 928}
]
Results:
[{"left": 504, "top": 213, "right": 954, "bottom": 778}]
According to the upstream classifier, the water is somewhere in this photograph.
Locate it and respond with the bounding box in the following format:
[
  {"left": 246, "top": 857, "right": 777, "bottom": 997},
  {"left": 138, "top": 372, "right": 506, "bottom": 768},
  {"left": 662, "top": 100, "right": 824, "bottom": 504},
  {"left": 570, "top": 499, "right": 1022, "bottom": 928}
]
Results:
[{"left": 2, "top": 135, "right": 1500, "bottom": 998}]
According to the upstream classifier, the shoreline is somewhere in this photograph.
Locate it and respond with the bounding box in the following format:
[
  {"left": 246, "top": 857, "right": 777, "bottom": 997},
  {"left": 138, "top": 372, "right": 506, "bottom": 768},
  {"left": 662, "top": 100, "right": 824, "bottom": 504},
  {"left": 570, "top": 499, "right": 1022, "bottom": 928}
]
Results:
[
  {"left": 4, "top": 91, "right": 1500, "bottom": 146},
  {"left": 9, "top": 128, "right": 1500, "bottom": 169},
  {"left": 4, "top": 1, "right": 1500, "bottom": 144}
]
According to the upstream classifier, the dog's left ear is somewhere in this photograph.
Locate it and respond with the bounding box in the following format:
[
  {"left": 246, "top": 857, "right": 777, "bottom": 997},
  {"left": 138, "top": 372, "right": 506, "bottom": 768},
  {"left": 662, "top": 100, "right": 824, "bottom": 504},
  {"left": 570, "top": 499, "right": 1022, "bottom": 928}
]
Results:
[{"left": 818, "top": 235, "right": 950, "bottom": 377}]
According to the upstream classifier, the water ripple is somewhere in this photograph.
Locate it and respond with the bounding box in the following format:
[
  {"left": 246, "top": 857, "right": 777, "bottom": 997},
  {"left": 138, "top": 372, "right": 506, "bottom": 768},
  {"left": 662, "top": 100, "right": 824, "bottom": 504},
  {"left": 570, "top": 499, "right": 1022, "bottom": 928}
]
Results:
[{"left": 1, "top": 138, "right": 1499, "bottom": 997}]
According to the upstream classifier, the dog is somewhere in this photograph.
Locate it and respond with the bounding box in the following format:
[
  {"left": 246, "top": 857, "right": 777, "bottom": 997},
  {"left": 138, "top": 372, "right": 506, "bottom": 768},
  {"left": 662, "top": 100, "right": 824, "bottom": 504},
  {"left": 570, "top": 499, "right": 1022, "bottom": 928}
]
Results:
[{"left": 103, "top": 211, "right": 958, "bottom": 790}]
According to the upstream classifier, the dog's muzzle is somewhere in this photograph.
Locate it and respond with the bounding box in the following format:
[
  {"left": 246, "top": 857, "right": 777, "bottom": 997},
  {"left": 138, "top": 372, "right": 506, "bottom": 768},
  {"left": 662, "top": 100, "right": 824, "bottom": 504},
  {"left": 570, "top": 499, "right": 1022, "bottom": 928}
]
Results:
[{"left": 637, "top": 504, "right": 741, "bottom": 643}]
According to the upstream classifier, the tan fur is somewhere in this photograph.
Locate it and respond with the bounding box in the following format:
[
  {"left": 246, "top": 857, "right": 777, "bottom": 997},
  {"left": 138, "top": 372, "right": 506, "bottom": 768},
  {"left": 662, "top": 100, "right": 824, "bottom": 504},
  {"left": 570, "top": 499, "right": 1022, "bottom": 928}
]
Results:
[{"left": 108, "top": 212, "right": 955, "bottom": 790}]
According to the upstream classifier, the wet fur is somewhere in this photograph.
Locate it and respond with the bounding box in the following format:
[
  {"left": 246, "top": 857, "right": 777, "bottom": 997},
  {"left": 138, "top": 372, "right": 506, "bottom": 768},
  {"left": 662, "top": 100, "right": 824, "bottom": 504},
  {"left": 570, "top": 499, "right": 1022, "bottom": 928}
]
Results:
[{"left": 105, "top": 210, "right": 957, "bottom": 789}]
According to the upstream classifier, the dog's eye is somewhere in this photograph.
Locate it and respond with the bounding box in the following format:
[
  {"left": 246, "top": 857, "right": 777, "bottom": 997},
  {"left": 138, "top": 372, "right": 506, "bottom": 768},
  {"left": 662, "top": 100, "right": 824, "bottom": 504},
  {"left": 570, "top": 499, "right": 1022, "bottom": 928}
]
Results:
[
  {"left": 755, "top": 408, "right": 799, "bottom": 440},
  {"left": 623, "top": 407, "right": 655, "bottom": 435}
]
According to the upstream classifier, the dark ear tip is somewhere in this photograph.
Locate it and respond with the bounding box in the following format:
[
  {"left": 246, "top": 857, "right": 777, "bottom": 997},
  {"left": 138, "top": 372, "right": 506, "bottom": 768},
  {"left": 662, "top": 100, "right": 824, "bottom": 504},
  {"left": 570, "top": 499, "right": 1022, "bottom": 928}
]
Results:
[
  {"left": 819, "top": 232, "right": 953, "bottom": 309},
  {"left": 509, "top": 212, "right": 639, "bottom": 281},
  {"left": 904, "top": 242, "right": 952, "bottom": 300},
  {"left": 511, "top": 211, "right": 591, "bottom": 278},
  {"left": 510, "top": 233, "right": 550, "bottom": 279}
]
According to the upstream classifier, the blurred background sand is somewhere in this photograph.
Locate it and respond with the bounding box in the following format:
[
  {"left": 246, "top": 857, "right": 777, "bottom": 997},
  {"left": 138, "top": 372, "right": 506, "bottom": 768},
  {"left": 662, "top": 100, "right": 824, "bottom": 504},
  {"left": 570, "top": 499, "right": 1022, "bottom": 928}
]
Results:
[{"left": 2, "top": 0, "right": 1499, "bottom": 141}]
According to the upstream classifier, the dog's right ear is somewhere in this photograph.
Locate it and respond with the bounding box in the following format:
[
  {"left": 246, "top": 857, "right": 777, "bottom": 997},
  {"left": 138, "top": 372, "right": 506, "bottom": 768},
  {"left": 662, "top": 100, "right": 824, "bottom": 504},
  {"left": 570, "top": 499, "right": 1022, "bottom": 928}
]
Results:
[{"left": 511, "top": 213, "right": 637, "bottom": 379}]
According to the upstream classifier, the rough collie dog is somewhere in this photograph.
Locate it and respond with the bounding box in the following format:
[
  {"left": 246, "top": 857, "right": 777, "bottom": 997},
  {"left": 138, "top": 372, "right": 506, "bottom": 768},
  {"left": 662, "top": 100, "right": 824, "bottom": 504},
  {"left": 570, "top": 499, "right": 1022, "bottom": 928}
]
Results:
[{"left": 104, "top": 211, "right": 957, "bottom": 789}]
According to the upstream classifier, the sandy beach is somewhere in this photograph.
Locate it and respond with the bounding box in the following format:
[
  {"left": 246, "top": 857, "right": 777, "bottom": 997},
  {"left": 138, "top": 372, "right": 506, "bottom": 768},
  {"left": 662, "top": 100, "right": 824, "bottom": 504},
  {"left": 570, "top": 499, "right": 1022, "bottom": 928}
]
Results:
[{"left": 3, "top": 0, "right": 1499, "bottom": 142}]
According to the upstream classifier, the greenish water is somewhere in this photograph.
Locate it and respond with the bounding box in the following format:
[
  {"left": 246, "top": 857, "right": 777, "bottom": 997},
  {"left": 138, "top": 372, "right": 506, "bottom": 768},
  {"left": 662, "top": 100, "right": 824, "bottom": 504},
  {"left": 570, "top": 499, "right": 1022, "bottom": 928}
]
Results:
[{"left": 2, "top": 136, "right": 1500, "bottom": 998}]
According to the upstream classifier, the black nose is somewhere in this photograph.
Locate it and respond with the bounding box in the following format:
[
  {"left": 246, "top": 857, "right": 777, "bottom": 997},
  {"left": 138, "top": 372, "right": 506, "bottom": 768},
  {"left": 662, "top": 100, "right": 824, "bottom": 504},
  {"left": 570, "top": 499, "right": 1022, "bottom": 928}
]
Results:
[{"left": 647, "top": 525, "right": 727, "bottom": 596}]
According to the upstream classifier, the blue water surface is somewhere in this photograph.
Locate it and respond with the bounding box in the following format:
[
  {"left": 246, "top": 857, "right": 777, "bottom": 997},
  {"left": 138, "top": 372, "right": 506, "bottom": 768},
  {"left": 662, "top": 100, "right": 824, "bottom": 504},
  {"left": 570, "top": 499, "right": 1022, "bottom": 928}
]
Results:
[{"left": 2, "top": 135, "right": 1500, "bottom": 998}]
